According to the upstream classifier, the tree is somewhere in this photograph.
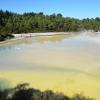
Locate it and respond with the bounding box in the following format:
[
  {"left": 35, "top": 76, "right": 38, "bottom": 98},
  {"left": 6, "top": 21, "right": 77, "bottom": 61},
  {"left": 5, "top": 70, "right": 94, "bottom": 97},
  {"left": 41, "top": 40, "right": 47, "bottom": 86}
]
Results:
[{"left": 0, "top": 9, "right": 100, "bottom": 38}]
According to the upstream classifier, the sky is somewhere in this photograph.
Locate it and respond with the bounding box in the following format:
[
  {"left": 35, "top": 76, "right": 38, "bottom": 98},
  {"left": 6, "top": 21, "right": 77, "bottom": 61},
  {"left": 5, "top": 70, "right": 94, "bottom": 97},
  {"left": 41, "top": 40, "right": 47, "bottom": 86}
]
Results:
[{"left": 0, "top": 0, "right": 100, "bottom": 19}]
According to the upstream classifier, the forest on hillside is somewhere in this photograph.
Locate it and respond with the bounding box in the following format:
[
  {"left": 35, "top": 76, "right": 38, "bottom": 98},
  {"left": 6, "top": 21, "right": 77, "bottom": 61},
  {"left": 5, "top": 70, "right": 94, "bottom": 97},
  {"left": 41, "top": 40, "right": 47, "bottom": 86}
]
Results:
[{"left": 0, "top": 10, "right": 100, "bottom": 36}]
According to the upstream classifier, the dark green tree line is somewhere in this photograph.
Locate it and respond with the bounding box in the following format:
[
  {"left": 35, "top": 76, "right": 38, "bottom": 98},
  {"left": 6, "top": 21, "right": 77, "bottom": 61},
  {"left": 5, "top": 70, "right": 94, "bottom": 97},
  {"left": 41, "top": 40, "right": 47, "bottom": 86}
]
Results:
[{"left": 0, "top": 10, "right": 100, "bottom": 36}]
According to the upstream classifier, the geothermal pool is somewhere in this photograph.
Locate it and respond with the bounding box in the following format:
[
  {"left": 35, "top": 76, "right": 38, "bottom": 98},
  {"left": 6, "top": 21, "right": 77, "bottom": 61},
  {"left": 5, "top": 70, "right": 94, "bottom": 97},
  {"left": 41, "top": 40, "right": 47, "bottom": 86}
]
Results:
[{"left": 0, "top": 32, "right": 100, "bottom": 99}]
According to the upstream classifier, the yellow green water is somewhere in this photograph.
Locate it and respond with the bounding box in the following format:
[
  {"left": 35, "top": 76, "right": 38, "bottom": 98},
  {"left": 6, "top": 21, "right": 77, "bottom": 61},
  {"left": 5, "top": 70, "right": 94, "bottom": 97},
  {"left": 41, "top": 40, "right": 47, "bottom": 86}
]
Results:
[{"left": 0, "top": 32, "right": 100, "bottom": 99}]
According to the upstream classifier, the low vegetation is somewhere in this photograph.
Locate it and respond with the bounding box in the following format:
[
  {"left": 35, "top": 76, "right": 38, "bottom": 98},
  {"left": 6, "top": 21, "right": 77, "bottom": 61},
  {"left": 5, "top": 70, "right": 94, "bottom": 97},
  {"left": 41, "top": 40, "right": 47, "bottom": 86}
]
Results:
[
  {"left": 0, "top": 83, "right": 95, "bottom": 100},
  {"left": 0, "top": 34, "right": 14, "bottom": 41}
]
